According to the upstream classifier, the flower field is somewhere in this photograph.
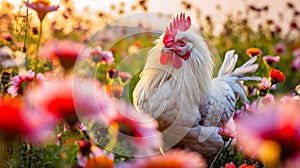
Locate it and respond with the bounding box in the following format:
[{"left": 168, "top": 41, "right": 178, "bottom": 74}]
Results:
[{"left": 0, "top": 0, "right": 300, "bottom": 167}]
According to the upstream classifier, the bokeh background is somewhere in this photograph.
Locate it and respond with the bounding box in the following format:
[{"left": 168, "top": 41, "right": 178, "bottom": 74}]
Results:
[{"left": 1, "top": 0, "right": 300, "bottom": 167}]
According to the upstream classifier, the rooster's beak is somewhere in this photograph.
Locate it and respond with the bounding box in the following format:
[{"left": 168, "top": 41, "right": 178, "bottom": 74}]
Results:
[{"left": 162, "top": 46, "right": 180, "bottom": 53}]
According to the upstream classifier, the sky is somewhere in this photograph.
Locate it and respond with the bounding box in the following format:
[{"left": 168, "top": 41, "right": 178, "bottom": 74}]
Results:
[
  {"left": 6, "top": 0, "right": 300, "bottom": 16},
  {"left": 3, "top": 0, "right": 300, "bottom": 32}
]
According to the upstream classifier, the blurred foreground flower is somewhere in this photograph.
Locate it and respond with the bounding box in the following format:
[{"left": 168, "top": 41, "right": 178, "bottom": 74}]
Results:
[
  {"left": 108, "top": 101, "right": 162, "bottom": 155},
  {"left": 292, "top": 49, "right": 300, "bottom": 58},
  {"left": 0, "top": 97, "right": 31, "bottom": 140},
  {"left": 77, "top": 141, "right": 114, "bottom": 168},
  {"left": 236, "top": 100, "right": 300, "bottom": 166},
  {"left": 122, "top": 149, "right": 206, "bottom": 168},
  {"left": 292, "top": 57, "right": 300, "bottom": 71},
  {"left": 26, "top": 78, "right": 114, "bottom": 126},
  {"left": 246, "top": 48, "right": 262, "bottom": 57},
  {"left": 269, "top": 68, "right": 286, "bottom": 84},
  {"left": 25, "top": 0, "right": 59, "bottom": 22},
  {"left": 39, "top": 40, "right": 84, "bottom": 71}
]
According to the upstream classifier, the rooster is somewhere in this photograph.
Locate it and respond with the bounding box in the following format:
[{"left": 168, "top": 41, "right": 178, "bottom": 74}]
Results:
[{"left": 133, "top": 13, "right": 260, "bottom": 158}]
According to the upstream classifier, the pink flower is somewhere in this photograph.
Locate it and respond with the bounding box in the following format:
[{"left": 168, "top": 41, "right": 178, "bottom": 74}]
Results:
[
  {"left": 1, "top": 32, "right": 13, "bottom": 42},
  {"left": 218, "top": 127, "right": 236, "bottom": 141},
  {"left": 26, "top": 78, "right": 114, "bottom": 126},
  {"left": 39, "top": 40, "right": 84, "bottom": 71},
  {"left": 125, "top": 149, "right": 207, "bottom": 168},
  {"left": 118, "top": 72, "right": 132, "bottom": 84},
  {"left": 236, "top": 100, "right": 300, "bottom": 165},
  {"left": 262, "top": 55, "right": 280, "bottom": 65},
  {"left": 292, "top": 57, "right": 300, "bottom": 71},
  {"left": 261, "top": 93, "right": 275, "bottom": 105},
  {"left": 7, "top": 70, "right": 44, "bottom": 97},
  {"left": 25, "top": 0, "right": 59, "bottom": 22},
  {"left": 108, "top": 101, "right": 162, "bottom": 155},
  {"left": 292, "top": 49, "right": 300, "bottom": 58},
  {"left": 273, "top": 43, "right": 287, "bottom": 55},
  {"left": 245, "top": 101, "right": 258, "bottom": 113},
  {"left": 258, "top": 77, "right": 271, "bottom": 89},
  {"left": 258, "top": 77, "right": 276, "bottom": 91},
  {"left": 90, "top": 46, "right": 114, "bottom": 65}
]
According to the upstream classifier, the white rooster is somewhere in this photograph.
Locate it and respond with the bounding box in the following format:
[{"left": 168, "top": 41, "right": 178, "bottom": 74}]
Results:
[{"left": 133, "top": 13, "right": 260, "bottom": 158}]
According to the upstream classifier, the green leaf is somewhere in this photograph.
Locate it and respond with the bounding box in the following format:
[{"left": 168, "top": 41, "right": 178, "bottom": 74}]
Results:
[{"left": 128, "top": 70, "right": 141, "bottom": 103}]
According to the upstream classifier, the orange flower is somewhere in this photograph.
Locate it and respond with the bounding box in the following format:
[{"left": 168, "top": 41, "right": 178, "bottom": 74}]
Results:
[
  {"left": 239, "top": 164, "right": 255, "bottom": 168},
  {"left": 84, "top": 155, "right": 114, "bottom": 168},
  {"left": 25, "top": 0, "right": 59, "bottom": 22},
  {"left": 269, "top": 68, "right": 286, "bottom": 84},
  {"left": 77, "top": 144, "right": 114, "bottom": 168},
  {"left": 246, "top": 48, "right": 262, "bottom": 57},
  {"left": 225, "top": 162, "right": 256, "bottom": 168},
  {"left": 130, "top": 149, "right": 207, "bottom": 168}
]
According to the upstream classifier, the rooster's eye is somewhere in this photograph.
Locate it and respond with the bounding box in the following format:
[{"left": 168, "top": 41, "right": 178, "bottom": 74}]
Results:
[{"left": 178, "top": 40, "right": 186, "bottom": 47}]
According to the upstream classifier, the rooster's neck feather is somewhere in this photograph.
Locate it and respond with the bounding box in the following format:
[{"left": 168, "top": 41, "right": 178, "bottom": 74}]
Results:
[{"left": 140, "top": 34, "right": 213, "bottom": 103}]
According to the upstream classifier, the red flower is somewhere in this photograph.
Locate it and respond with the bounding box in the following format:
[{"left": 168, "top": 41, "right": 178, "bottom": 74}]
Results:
[
  {"left": 246, "top": 48, "right": 262, "bottom": 57},
  {"left": 0, "top": 97, "right": 32, "bottom": 137},
  {"left": 239, "top": 164, "right": 255, "bottom": 168},
  {"left": 39, "top": 40, "right": 84, "bottom": 71},
  {"left": 269, "top": 68, "right": 286, "bottom": 84},
  {"left": 225, "top": 162, "right": 236, "bottom": 168},
  {"left": 26, "top": 78, "right": 114, "bottom": 126}
]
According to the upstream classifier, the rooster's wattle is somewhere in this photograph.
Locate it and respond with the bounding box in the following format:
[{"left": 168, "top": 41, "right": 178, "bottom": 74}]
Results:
[{"left": 133, "top": 13, "right": 260, "bottom": 158}]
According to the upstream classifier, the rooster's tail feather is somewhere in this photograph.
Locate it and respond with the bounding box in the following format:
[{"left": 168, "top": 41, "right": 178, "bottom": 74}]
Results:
[{"left": 218, "top": 50, "right": 261, "bottom": 104}]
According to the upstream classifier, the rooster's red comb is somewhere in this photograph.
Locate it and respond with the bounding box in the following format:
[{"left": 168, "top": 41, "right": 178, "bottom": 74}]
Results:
[{"left": 163, "top": 13, "right": 191, "bottom": 47}]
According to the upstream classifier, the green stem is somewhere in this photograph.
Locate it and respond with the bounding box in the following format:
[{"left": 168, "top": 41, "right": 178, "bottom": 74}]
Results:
[
  {"left": 75, "top": 127, "right": 89, "bottom": 141},
  {"left": 34, "top": 21, "right": 43, "bottom": 72},
  {"left": 59, "top": 123, "right": 64, "bottom": 148},
  {"left": 226, "top": 138, "right": 233, "bottom": 148},
  {"left": 36, "top": 21, "right": 43, "bottom": 57},
  {"left": 23, "top": 0, "right": 29, "bottom": 69},
  {"left": 210, "top": 142, "right": 225, "bottom": 168},
  {"left": 105, "top": 125, "right": 118, "bottom": 152},
  {"left": 256, "top": 96, "right": 263, "bottom": 109}
]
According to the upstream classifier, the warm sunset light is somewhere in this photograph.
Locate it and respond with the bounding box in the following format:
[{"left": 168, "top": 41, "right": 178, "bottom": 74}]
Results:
[{"left": 0, "top": 0, "right": 300, "bottom": 167}]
